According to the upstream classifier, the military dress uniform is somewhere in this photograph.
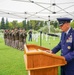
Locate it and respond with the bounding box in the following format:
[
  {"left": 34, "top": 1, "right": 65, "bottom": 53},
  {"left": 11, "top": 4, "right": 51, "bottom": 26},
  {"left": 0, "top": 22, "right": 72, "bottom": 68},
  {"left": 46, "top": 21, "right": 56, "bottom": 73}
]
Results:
[
  {"left": 14, "top": 29, "right": 19, "bottom": 49},
  {"left": 19, "top": 29, "right": 23, "bottom": 50},
  {"left": 11, "top": 30, "right": 15, "bottom": 48},
  {"left": 6, "top": 30, "right": 9, "bottom": 46},
  {"left": 52, "top": 18, "right": 74, "bottom": 75},
  {"left": 22, "top": 30, "right": 27, "bottom": 50},
  {"left": 9, "top": 30, "right": 12, "bottom": 46},
  {"left": 4, "top": 30, "right": 7, "bottom": 45},
  {"left": 9, "top": 30, "right": 12, "bottom": 47}
]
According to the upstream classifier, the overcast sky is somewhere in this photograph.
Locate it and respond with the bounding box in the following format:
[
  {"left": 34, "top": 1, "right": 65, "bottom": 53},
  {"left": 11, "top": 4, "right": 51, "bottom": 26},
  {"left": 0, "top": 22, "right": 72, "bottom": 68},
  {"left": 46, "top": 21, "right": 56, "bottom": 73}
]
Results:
[{"left": 0, "top": 0, "right": 74, "bottom": 21}]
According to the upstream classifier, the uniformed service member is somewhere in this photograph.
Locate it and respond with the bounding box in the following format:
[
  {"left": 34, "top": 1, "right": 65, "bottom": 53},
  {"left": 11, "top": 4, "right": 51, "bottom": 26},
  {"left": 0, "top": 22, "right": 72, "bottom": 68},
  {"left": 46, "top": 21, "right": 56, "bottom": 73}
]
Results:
[
  {"left": 4, "top": 30, "right": 7, "bottom": 45},
  {"left": 11, "top": 29, "right": 15, "bottom": 48},
  {"left": 14, "top": 28, "right": 19, "bottom": 49},
  {"left": 48, "top": 17, "right": 74, "bottom": 75},
  {"left": 6, "top": 30, "right": 9, "bottom": 46},
  {"left": 22, "top": 29, "right": 27, "bottom": 49},
  {"left": 19, "top": 29, "right": 23, "bottom": 50}
]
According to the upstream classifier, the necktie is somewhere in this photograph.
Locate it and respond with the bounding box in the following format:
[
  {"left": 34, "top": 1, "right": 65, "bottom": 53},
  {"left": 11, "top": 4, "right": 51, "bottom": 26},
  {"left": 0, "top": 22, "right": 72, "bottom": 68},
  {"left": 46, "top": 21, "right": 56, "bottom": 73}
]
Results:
[{"left": 64, "top": 33, "right": 66, "bottom": 39}]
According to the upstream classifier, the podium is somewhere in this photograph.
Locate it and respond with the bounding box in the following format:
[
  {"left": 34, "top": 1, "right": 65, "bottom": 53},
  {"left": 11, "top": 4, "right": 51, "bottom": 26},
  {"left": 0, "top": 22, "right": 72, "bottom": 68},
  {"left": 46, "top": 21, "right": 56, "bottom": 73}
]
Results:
[{"left": 24, "top": 44, "right": 67, "bottom": 75}]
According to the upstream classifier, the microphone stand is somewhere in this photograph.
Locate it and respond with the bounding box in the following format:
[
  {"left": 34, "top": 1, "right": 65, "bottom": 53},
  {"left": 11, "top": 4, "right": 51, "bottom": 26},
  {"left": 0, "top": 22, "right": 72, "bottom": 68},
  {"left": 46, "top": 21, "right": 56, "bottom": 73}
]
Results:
[
  {"left": 40, "top": 31, "right": 42, "bottom": 46},
  {"left": 39, "top": 31, "right": 59, "bottom": 46}
]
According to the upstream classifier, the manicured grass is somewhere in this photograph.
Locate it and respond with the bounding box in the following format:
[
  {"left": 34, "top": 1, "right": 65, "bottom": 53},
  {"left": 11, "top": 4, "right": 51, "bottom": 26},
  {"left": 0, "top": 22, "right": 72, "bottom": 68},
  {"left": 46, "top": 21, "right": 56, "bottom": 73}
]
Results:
[
  {"left": 0, "top": 34, "right": 61, "bottom": 75},
  {"left": 0, "top": 38, "right": 27, "bottom": 75}
]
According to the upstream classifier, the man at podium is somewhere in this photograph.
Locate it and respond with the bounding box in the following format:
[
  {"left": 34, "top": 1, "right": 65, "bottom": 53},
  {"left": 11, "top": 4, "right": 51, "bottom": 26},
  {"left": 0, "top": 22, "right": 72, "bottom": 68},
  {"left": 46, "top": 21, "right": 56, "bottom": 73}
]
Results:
[{"left": 50, "top": 17, "right": 74, "bottom": 75}]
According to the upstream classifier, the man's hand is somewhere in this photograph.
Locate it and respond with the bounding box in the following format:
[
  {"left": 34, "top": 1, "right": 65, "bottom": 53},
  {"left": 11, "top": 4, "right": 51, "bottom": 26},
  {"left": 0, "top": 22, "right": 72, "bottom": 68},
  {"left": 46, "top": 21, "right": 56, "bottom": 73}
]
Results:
[{"left": 45, "top": 50, "right": 53, "bottom": 53}]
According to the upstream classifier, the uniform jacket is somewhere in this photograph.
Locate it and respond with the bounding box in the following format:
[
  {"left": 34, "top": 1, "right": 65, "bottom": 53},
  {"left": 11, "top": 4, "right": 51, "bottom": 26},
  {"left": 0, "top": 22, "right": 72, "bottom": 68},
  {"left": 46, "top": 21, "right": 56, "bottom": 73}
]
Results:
[{"left": 52, "top": 28, "right": 74, "bottom": 70}]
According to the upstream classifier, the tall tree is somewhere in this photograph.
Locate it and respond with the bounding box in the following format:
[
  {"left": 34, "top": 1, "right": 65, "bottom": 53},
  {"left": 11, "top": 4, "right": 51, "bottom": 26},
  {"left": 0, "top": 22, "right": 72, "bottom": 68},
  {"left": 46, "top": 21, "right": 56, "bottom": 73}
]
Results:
[
  {"left": 45, "top": 21, "right": 47, "bottom": 26},
  {"left": 12, "top": 20, "right": 18, "bottom": 28},
  {"left": 18, "top": 22, "right": 23, "bottom": 28},
  {"left": 8, "top": 22, "right": 13, "bottom": 29},
  {"left": 34, "top": 20, "right": 40, "bottom": 30},
  {"left": 22, "top": 20, "right": 26, "bottom": 29},
  {"left": 6, "top": 18, "right": 9, "bottom": 29},
  {"left": 26, "top": 21, "right": 30, "bottom": 30},
  {"left": 40, "top": 21, "right": 43, "bottom": 27},
  {"left": 53, "top": 21, "right": 58, "bottom": 28},
  {"left": 1, "top": 17, "right": 5, "bottom": 29}
]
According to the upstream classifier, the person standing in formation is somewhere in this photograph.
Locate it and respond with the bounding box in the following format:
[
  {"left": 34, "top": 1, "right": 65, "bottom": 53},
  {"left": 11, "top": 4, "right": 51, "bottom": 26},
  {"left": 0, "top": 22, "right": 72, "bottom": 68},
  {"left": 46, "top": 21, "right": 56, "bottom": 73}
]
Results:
[{"left": 4, "top": 28, "right": 27, "bottom": 50}]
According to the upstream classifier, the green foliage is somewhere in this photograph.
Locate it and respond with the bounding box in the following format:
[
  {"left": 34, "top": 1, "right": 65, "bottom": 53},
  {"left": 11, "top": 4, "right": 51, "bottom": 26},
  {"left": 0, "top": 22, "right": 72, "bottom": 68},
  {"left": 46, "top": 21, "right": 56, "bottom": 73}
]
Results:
[
  {"left": 30, "top": 20, "right": 36, "bottom": 29},
  {"left": 22, "top": 20, "right": 26, "bottom": 29},
  {"left": 38, "top": 26, "right": 49, "bottom": 33},
  {"left": 40, "top": 21, "right": 44, "bottom": 27},
  {"left": 18, "top": 22, "right": 23, "bottom": 28},
  {"left": 0, "top": 18, "right": 60, "bottom": 32},
  {"left": 8, "top": 22, "right": 14, "bottom": 29},
  {"left": 50, "top": 21, "right": 58, "bottom": 28},
  {"left": 50, "top": 25, "right": 55, "bottom": 33},
  {"left": 53, "top": 21, "right": 58, "bottom": 28},
  {"left": 11, "top": 20, "right": 18, "bottom": 28},
  {"left": 1, "top": 17, "right": 5, "bottom": 29},
  {"left": 6, "top": 18, "right": 9, "bottom": 29},
  {"left": 30, "top": 20, "right": 39, "bottom": 30},
  {"left": 26, "top": 21, "right": 30, "bottom": 30},
  {"left": 70, "top": 20, "right": 74, "bottom": 28},
  {"left": 29, "top": 20, "right": 44, "bottom": 30},
  {"left": 45, "top": 21, "right": 48, "bottom": 26}
]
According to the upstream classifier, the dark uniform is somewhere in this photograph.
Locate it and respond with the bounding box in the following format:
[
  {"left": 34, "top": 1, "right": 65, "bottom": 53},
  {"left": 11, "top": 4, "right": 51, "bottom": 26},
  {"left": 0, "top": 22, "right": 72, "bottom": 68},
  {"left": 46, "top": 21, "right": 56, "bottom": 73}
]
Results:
[
  {"left": 19, "top": 29, "right": 23, "bottom": 50},
  {"left": 22, "top": 29, "right": 27, "bottom": 43},
  {"left": 4, "top": 30, "right": 8, "bottom": 45},
  {"left": 11, "top": 30, "right": 15, "bottom": 48},
  {"left": 6, "top": 30, "right": 9, "bottom": 46},
  {"left": 9, "top": 30, "right": 12, "bottom": 46},
  {"left": 14, "top": 29, "right": 19, "bottom": 49},
  {"left": 22, "top": 29, "right": 27, "bottom": 50},
  {"left": 52, "top": 18, "right": 74, "bottom": 75},
  {"left": 28, "top": 30, "right": 32, "bottom": 41}
]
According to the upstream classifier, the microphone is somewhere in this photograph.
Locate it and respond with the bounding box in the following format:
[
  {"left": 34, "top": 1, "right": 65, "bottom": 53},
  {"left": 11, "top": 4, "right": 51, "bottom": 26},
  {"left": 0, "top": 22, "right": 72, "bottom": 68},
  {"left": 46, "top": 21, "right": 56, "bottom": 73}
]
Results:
[{"left": 47, "top": 33, "right": 59, "bottom": 37}]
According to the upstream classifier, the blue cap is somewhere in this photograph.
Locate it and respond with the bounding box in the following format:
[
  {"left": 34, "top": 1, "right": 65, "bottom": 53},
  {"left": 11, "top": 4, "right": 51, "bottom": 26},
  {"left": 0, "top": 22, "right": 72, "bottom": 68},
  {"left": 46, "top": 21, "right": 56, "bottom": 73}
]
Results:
[{"left": 57, "top": 17, "right": 72, "bottom": 26}]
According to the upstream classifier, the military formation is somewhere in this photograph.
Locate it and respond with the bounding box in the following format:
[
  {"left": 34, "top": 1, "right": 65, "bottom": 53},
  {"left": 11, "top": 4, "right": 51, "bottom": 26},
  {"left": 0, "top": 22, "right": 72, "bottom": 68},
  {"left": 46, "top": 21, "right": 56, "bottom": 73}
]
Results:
[{"left": 4, "top": 28, "right": 27, "bottom": 50}]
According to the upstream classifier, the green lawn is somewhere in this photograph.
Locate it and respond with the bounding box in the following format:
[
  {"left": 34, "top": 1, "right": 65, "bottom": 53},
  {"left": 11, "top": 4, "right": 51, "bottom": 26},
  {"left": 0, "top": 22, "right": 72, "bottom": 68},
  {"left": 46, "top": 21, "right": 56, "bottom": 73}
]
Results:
[
  {"left": 0, "top": 34, "right": 61, "bottom": 75},
  {"left": 0, "top": 38, "right": 27, "bottom": 75}
]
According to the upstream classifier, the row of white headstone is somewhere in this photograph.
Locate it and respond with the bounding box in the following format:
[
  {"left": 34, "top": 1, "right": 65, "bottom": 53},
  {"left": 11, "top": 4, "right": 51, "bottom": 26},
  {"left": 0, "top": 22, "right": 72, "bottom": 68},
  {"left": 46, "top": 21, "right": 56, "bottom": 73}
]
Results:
[{"left": 32, "top": 33, "right": 61, "bottom": 42}]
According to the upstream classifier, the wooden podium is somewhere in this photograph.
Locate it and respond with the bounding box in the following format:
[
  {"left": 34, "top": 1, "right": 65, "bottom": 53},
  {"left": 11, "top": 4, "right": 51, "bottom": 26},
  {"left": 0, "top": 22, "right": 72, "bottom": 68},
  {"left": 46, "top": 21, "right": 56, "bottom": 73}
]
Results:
[{"left": 24, "top": 44, "right": 67, "bottom": 75}]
